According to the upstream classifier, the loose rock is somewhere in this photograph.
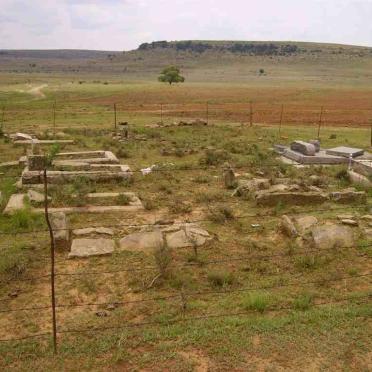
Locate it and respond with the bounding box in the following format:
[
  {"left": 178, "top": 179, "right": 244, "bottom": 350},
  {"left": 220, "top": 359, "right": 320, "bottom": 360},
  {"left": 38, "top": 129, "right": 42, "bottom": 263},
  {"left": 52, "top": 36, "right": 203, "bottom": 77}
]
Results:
[{"left": 311, "top": 224, "right": 354, "bottom": 249}]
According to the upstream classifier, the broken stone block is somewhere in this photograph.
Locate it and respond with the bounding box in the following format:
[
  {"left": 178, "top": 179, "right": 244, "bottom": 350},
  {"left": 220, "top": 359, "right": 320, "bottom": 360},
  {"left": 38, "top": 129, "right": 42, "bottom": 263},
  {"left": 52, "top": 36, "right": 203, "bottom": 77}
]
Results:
[
  {"left": 290, "top": 141, "right": 316, "bottom": 156},
  {"left": 11, "top": 132, "right": 33, "bottom": 141},
  {"left": 280, "top": 215, "right": 298, "bottom": 237},
  {"left": 164, "top": 224, "right": 212, "bottom": 248},
  {"left": 347, "top": 170, "right": 371, "bottom": 188},
  {"left": 294, "top": 215, "right": 318, "bottom": 235},
  {"left": 311, "top": 224, "right": 354, "bottom": 249},
  {"left": 3, "top": 194, "right": 26, "bottom": 214},
  {"left": 255, "top": 191, "right": 328, "bottom": 206},
  {"left": 69, "top": 238, "right": 115, "bottom": 258},
  {"left": 72, "top": 227, "right": 114, "bottom": 236},
  {"left": 309, "top": 140, "right": 320, "bottom": 152},
  {"left": 50, "top": 212, "right": 70, "bottom": 250},
  {"left": 329, "top": 190, "right": 366, "bottom": 204},
  {"left": 341, "top": 219, "right": 358, "bottom": 226},
  {"left": 28, "top": 155, "right": 46, "bottom": 171},
  {"left": 27, "top": 189, "right": 50, "bottom": 205},
  {"left": 119, "top": 230, "right": 164, "bottom": 252},
  {"left": 233, "top": 178, "right": 271, "bottom": 197}
]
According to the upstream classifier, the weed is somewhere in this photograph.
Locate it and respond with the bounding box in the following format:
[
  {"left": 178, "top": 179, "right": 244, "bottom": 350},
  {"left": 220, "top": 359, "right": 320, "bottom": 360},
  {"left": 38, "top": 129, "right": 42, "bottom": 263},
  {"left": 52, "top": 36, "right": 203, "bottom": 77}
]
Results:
[
  {"left": 169, "top": 200, "right": 192, "bottom": 214},
  {"left": 199, "top": 148, "right": 230, "bottom": 166},
  {"left": 293, "top": 292, "right": 313, "bottom": 310},
  {"left": 208, "top": 205, "right": 234, "bottom": 223},
  {"left": 154, "top": 243, "right": 172, "bottom": 279},
  {"left": 242, "top": 292, "right": 270, "bottom": 313},
  {"left": 193, "top": 175, "right": 211, "bottom": 184},
  {"left": 207, "top": 270, "right": 235, "bottom": 287}
]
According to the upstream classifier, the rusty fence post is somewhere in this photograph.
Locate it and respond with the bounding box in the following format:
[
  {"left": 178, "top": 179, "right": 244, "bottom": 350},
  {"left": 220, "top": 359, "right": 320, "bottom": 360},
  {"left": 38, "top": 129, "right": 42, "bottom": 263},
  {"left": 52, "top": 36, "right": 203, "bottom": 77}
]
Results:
[
  {"left": 114, "top": 103, "right": 117, "bottom": 133},
  {"left": 317, "top": 106, "right": 324, "bottom": 140},
  {"left": 249, "top": 101, "right": 253, "bottom": 127},
  {"left": 206, "top": 102, "right": 209, "bottom": 125},
  {"left": 52, "top": 100, "right": 56, "bottom": 137},
  {"left": 160, "top": 103, "right": 163, "bottom": 124},
  {"left": 43, "top": 169, "right": 58, "bottom": 354},
  {"left": 279, "top": 104, "right": 284, "bottom": 137}
]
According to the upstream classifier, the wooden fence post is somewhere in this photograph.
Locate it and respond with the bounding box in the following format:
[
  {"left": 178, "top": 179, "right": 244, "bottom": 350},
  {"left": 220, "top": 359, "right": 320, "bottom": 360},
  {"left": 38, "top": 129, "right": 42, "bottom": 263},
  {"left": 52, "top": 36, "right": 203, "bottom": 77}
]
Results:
[
  {"left": 206, "top": 102, "right": 209, "bottom": 125},
  {"left": 43, "top": 169, "right": 58, "bottom": 354}
]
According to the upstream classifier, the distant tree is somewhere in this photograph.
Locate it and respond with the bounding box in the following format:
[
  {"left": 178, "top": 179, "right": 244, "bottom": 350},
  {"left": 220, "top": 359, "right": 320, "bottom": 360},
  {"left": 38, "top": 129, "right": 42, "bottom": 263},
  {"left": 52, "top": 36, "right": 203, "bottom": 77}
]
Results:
[{"left": 158, "top": 66, "right": 185, "bottom": 85}]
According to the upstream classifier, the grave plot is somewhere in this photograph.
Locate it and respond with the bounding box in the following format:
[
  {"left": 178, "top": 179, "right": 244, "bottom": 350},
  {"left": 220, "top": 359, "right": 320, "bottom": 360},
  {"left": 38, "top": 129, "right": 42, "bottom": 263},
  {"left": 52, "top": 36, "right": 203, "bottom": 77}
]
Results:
[
  {"left": 8, "top": 132, "right": 74, "bottom": 146},
  {"left": 274, "top": 140, "right": 368, "bottom": 165},
  {"left": 20, "top": 150, "right": 132, "bottom": 185}
]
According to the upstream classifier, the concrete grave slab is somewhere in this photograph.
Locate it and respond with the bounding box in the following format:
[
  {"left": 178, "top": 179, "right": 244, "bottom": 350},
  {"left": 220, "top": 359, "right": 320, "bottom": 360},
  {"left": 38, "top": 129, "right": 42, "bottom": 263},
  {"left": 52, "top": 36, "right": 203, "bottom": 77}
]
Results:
[
  {"left": 326, "top": 146, "right": 364, "bottom": 158},
  {"left": 69, "top": 238, "right": 115, "bottom": 258}
]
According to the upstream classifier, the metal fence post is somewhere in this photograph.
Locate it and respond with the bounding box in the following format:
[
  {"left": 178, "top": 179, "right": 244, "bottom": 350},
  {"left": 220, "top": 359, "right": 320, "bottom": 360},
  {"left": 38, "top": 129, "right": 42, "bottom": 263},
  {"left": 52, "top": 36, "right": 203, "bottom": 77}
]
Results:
[{"left": 43, "top": 169, "right": 58, "bottom": 354}]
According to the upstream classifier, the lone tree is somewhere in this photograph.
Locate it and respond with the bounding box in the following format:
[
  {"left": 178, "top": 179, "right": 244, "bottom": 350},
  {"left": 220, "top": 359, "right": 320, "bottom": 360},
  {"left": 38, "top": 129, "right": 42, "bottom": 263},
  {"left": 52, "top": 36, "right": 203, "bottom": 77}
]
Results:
[{"left": 158, "top": 66, "right": 185, "bottom": 85}]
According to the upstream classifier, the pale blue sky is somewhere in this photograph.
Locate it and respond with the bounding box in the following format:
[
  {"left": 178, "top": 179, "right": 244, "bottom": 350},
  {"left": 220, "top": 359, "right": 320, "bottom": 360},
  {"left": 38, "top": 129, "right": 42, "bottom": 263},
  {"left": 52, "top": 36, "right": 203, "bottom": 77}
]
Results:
[{"left": 0, "top": 0, "right": 371, "bottom": 50}]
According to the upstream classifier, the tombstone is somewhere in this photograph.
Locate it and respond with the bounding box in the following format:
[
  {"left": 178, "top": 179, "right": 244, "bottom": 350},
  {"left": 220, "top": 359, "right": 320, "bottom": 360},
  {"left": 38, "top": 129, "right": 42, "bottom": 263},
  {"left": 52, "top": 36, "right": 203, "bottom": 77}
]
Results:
[
  {"left": 309, "top": 139, "right": 320, "bottom": 152},
  {"left": 290, "top": 141, "right": 316, "bottom": 156},
  {"left": 28, "top": 155, "right": 46, "bottom": 171},
  {"left": 223, "top": 166, "right": 236, "bottom": 189},
  {"left": 50, "top": 212, "right": 70, "bottom": 250}
]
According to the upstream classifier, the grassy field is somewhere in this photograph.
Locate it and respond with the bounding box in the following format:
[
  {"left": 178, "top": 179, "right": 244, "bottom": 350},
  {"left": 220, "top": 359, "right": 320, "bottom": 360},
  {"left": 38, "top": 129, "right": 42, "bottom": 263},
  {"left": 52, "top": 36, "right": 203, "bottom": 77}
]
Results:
[{"left": 0, "top": 42, "right": 371, "bottom": 371}]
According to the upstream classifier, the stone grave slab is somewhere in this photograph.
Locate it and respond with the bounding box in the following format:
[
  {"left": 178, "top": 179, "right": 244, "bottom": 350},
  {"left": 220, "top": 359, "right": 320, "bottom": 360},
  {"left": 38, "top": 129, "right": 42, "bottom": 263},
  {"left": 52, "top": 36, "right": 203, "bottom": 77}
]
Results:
[
  {"left": 3, "top": 194, "right": 26, "bottom": 214},
  {"left": 326, "top": 146, "right": 364, "bottom": 158},
  {"left": 69, "top": 238, "right": 115, "bottom": 258},
  {"left": 290, "top": 141, "right": 316, "bottom": 156}
]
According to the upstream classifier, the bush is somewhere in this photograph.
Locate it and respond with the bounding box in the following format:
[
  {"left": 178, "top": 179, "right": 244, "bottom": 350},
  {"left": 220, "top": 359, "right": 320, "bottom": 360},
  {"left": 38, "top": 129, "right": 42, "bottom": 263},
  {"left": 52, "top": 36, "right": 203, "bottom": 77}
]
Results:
[
  {"left": 169, "top": 200, "right": 192, "bottom": 214},
  {"left": 0, "top": 243, "right": 30, "bottom": 280},
  {"left": 207, "top": 271, "right": 235, "bottom": 287}
]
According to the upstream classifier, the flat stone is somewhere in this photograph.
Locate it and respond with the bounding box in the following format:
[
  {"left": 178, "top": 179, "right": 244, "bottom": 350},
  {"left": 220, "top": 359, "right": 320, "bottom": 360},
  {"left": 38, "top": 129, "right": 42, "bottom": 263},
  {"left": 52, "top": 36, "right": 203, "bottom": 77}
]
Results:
[
  {"left": 50, "top": 212, "right": 70, "bottom": 250},
  {"left": 282, "top": 149, "right": 348, "bottom": 165},
  {"left": 311, "top": 224, "right": 354, "bottom": 249},
  {"left": 280, "top": 215, "right": 298, "bottom": 237},
  {"left": 337, "top": 214, "right": 354, "bottom": 220},
  {"left": 329, "top": 190, "right": 366, "bottom": 204},
  {"left": 165, "top": 224, "right": 212, "bottom": 248},
  {"left": 27, "top": 189, "right": 50, "bottom": 204},
  {"left": 69, "top": 238, "right": 115, "bottom": 258},
  {"left": 73, "top": 227, "right": 114, "bottom": 236},
  {"left": 3, "top": 194, "right": 26, "bottom": 214},
  {"left": 361, "top": 215, "right": 372, "bottom": 222},
  {"left": 255, "top": 191, "right": 328, "bottom": 206},
  {"left": 119, "top": 230, "right": 164, "bottom": 252},
  {"left": 363, "top": 228, "right": 372, "bottom": 239},
  {"left": 294, "top": 216, "right": 318, "bottom": 235},
  {"left": 290, "top": 141, "right": 316, "bottom": 156},
  {"left": 341, "top": 219, "right": 358, "bottom": 226},
  {"left": 326, "top": 146, "right": 364, "bottom": 158},
  {"left": 347, "top": 170, "right": 371, "bottom": 188},
  {"left": 352, "top": 159, "right": 372, "bottom": 177}
]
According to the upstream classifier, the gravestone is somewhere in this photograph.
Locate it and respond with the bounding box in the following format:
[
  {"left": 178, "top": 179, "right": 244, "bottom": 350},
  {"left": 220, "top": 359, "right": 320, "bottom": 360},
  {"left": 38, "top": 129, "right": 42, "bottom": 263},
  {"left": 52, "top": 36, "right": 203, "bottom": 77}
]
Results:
[
  {"left": 28, "top": 155, "right": 46, "bottom": 171},
  {"left": 290, "top": 141, "right": 316, "bottom": 156}
]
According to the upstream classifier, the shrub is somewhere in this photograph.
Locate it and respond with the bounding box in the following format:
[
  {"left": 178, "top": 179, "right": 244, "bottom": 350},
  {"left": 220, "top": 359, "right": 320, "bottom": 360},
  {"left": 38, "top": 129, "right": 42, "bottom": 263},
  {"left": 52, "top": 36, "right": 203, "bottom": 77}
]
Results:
[
  {"left": 116, "top": 194, "right": 131, "bottom": 205},
  {"left": 199, "top": 148, "right": 230, "bottom": 166},
  {"left": 207, "top": 271, "right": 235, "bottom": 287},
  {"left": 169, "top": 200, "right": 192, "bottom": 214},
  {"left": 154, "top": 243, "right": 172, "bottom": 279}
]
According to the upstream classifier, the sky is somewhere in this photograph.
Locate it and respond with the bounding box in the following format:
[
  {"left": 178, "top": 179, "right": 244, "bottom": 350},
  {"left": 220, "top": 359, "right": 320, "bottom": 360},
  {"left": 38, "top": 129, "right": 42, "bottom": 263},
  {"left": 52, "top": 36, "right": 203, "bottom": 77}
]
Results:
[{"left": 0, "top": 0, "right": 371, "bottom": 50}]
